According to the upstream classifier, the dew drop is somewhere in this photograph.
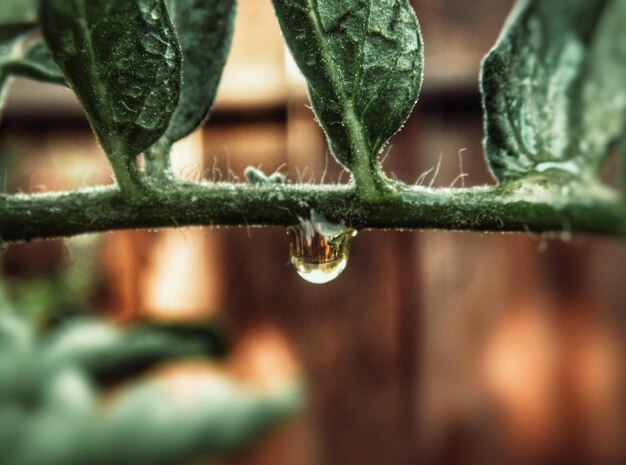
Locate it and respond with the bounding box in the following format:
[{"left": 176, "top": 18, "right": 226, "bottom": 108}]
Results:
[
  {"left": 287, "top": 210, "right": 357, "bottom": 284},
  {"left": 141, "top": 33, "right": 164, "bottom": 55}
]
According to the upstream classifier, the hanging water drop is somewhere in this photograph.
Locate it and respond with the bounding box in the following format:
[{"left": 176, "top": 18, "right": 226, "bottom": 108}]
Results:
[{"left": 287, "top": 210, "right": 357, "bottom": 284}]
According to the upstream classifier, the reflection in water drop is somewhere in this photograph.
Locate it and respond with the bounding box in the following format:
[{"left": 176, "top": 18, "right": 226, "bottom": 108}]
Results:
[{"left": 287, "top": 210, "right": 357, "bottom": 284}]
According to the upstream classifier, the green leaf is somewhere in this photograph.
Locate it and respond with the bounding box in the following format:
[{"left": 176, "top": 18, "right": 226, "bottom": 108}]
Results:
[
  {"left": 39, "top": 0, "right": 183, "bottom": 197},
  {"left": 0, "top": 29, "right": 32, "bottom": 122},
  {"left": 90, "top": 381, "right": 302, "bottom": 463},
  {"left": 42, "top": 320, "right": 226, "bottom": 383},
  {"left": 481, "top": 0, "right": 626, "bottom": 183},
  {"left": 271, "top": 0, "right": 423, "bottom": 192},
  {"left": 0, "top": 311, "right": 301, "bottom": 465},
  {"left": 0, "top": 33, "right": 23, "bottom": 110},
  {"left": 0, "top": 0, "right": 38, "bottom": 25},
  {"left": 2, "top": 33, "right": 65, "bottom": 85},
  {"left": 0, "top": 26, "right": 64, "bottom": 104},
  {"left": 144, "top": 0, "right": 236, "bottom": 178},
  {"left": 5, "top": 381, "right": 301, "bottom": 465},
  {"left": 164, "top": 0, "right": 235, "bottom": 143},
  {"left": 0, "top": 22, "right": 64, "bottom": 92}
]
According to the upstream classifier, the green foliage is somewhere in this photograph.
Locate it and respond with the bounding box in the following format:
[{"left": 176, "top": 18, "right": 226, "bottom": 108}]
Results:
[
  {"left": 2, "top": 33, "right": 64, "bottom": 84},
  {"left": 1, "top": 0, "right": 237, "bottom": 188},
  {"left": 145, "top": 0, "right": 236, "bottom": 177},
  {"left": 162, "top": 0, "right": 235, "bottom": 144},
  {"left": 271, "top": 0, "right": 423, "bottom": 193},
  {"left": 42, "top": 320, "right": 227, "bottom": 382},
  {"left": 0, "top": 307, "right": 301, "bottom": 465},
  {"left": 39, "top": 0, "right": 182, "bottom": 156},
  {"left": 0, "top": 28, "right": 63, "bottom": 124},
  {"left": 0, "top": 30, "right": 27, "bottom": 105},
  {"left": 0, "top": 0, "right": 625, "bottom": 237},
  {"left": 481, "top": 0, "right": 626, "bottom": 184},
  {"left": 40, "top": 0, "right": 183, "bottom": 196},
  {"left": 1, "top": 27, "right": 58, "bottom": 110}
]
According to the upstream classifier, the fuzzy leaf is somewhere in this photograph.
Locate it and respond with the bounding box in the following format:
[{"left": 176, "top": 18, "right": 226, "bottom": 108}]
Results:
[
  {"left": 163, "top": 0, "right": 236, "bottom": 143},
  {"left": 481, "top": 0, "right": 626, "bottom": 183},
  {"left": 143, "top": 0, "right": 236, "bottom": 179},
  {"left": 39, "top": 0, "right": 182, "bottom": 157},
  {"left": 271, "top": 0, "right": 423, "bottom": 172}
]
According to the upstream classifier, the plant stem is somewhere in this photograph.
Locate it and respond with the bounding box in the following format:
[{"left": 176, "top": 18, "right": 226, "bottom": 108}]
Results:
[
  {"left": 105, "top": 139, "right": 145, "bottom": 202},
  {"left": 347, "top": 121, "right": 390, "bottom": 200},
  {"left": 144, "top": 138, "right": 174, "bottom": 180},
  {"left": 1, "top": 181, "right": 624, "bottom": 243}
]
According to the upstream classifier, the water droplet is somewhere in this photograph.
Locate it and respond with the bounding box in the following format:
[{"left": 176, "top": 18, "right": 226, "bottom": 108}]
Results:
[
  {"left": 397, "top": 56, "right": 413, "bottom": 71},
  {"left": 287, "top": 210, "right": 357, "bottom": 284},
  {"left": 163, "top": 45, "right": 177, "bottom": 61},
  {"left": 141, "top": 33, "right": 164, "bottom": 55},
  {"left": 136, "top": 90, "right": 163, "bottom": 129},
  {"left": 125, "top": 84, "right": 143, "bottom": 98}
]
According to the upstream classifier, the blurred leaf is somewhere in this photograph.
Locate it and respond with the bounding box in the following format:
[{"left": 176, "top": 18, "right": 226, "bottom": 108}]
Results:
[
  {"left": 0, "top": 0, "right": 37, "bottom": 25},
  {"left": 0, "top": 23, "right": 62, "bottom": 134},
  {"left": 271, "top": 0, "right": 423, "bottom": 175},
  {"left": 0, "top": 309, "right": 300, "bottom": 465},
  {"left": 1, "top": 30, "right": 64, "bottom": 126},
  {"left": 0, "top": 30, "right": 29, "bottom": 116},
  {"left": 481, "top": 0, "right": 626, "bottom": 183},
  {"left": 5, "top": 379, "right": 300, "bottom": 465},
  {"left": 43, "top": 320, "right": 226, "bottom": 383},
  {"left": 39, "top": 0, "right": 182, "bottom": 158},
  {"left": 5, "top": 34, "right": 65, "bottom": 84},
  {"left": 0, "top": 305, "right": 32, "bottom": 353},
  {"left": 86, "top": 380, "right": 302, "bottom": 465}
]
